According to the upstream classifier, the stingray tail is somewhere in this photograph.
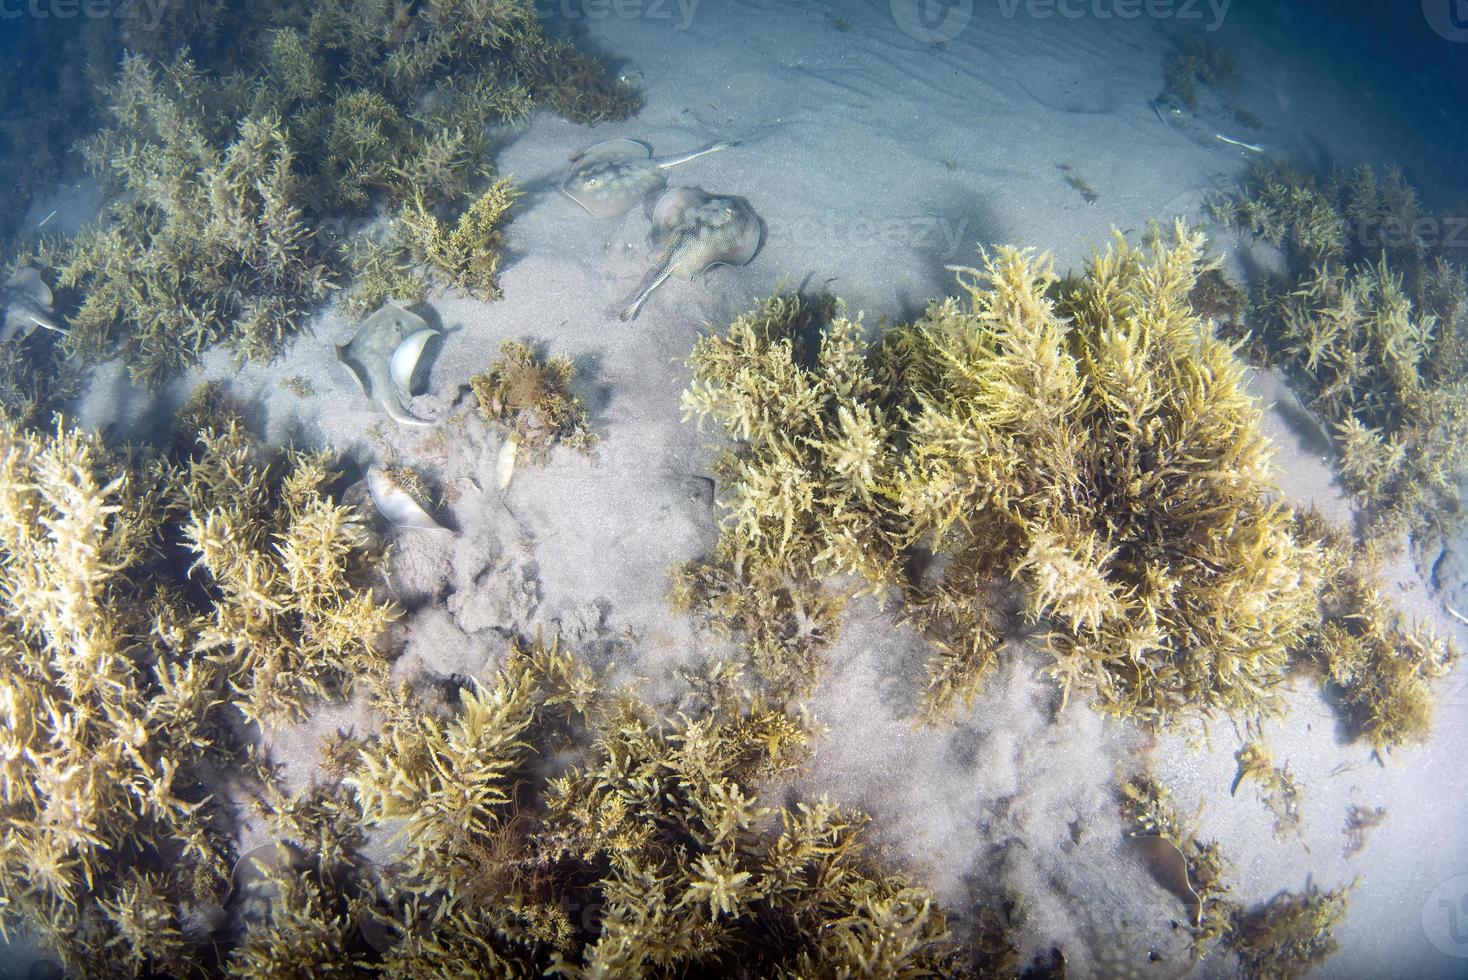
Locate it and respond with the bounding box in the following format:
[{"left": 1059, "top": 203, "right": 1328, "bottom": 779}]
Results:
[
  {"left": 382, "top": 389, "right": 435, "bottom": 427},
  {"left": 659, "top": 140, "right": 739, "bottom": 169},
  {"left": 619, "top": 261, "right": 675, "bottom": 322}
]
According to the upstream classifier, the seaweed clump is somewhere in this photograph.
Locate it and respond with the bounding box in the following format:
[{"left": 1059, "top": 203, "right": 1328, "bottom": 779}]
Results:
[
  {"left": 1162, "top": 38, "right": 1240, "bottom": 109},
  {"left": 61, "top": 56, "right": 335, "bottom": 387},
  {"left": 1295, "top": 511, "right": 1457, "bottom": 752},
  {"left": 682, "top": 225, "right": 1322, "bottom": 728},
  {"left": 1213, "top": 162, "right": 1468, "bottom": 541},
  {"left": 897, "top": 226, "right": 1321, "bottom": 724},
  {"left": 176, "top": 410, "right": 398, "bottom": 727},
  {"left": 231, "top": 635, "right": 974, "bottom": 978},
  {"left": 1230, "top": 884, "right": 1352, "bottom": 980},
  {"left": 52, "top": 0, "right": 638, "bottom": 386},
  {"left": 1120, "top": 772, "right": 1352, "bottom": 976},
  {"left": 0, "top": 408, "right": 396, "bottom": 975},
  {"left": 471, "top": 340, "right": 597, "bottom": 464},
  {"left": 397, "top": 178, "right": 519, "bottom": 300},
  {"left": 677, "top": 292, "right": 901, "bottom": 698},
  {"left": 1119, "top": 774, "right": 1233, "bottom": 954}
]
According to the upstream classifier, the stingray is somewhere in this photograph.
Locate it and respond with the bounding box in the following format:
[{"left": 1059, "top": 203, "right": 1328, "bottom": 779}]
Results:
[
  {"left": 335, "top": 303, "right": 439, "bottom": 427},
  {"left": 561, "top": 139, "right": 735, "bottom": 219},
  {"left": 1128, "top": 833, "right": 1203, "bottom": 929},
  {"left": 619, "top": 186, "right": 763, "bottom": 322},
  {"left": 1, "top": 267, "right": 65, "bottom": 342}
]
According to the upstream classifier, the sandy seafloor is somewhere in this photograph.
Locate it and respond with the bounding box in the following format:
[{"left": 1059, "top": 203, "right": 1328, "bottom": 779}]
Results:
[{"left": 21, "top": 0, "right": 1468, "bottom": 976}]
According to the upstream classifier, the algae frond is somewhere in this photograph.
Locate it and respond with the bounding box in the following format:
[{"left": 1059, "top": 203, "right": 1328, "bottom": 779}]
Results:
[
  {"left": 682, "top": 225, "right": 1321, "bottom": 727},
  {"left": 229, "top": 632, "right": 973, "bottom": 977},
  {"left": 471, "top": 340, "right": 598, "bottom": 465},
  {"left": 46, "top": 0, "right": 636, "bottom": 386},
  {"left": 1215, "top": 162, "right": 1468, "bottom": 541},
  {"left": 0, "top": 408, "right": 396, "bottom": 975}
]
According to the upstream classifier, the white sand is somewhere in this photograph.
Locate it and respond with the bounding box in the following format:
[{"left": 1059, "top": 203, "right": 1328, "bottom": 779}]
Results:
[{"left": 57, "top": 0, "right": 1468, "bottom": 976}]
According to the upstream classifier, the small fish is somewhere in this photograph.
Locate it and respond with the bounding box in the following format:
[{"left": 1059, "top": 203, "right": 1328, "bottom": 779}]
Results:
[
  {"left": 336, "top": 303, "right": 439, "bottom": 427},
  {"left": 1, "top": 267, "right": 65, "bottom": 342},
  {"left": 619, "top": 186, "right": 763, "bottom": 322},
  {"left": 561, "top": 139, "right": 735, "bottom": 219}
]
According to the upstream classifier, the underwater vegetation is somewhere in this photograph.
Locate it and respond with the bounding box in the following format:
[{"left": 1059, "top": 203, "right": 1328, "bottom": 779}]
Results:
[
  {"left": 398, "top": 178, "right": 520, "bottom": 301},
  {"left": 30, "top": 0, "right": 635, "bottom": 388},
  {"left": 0, "top": 398, "right": 992, "bottom": 974},
  {"left": 0, "top": 402, "right": 395, "bottom": 976},
  {"left": 677, "top": 290, "right": 899, "bottom": 699},
  {"left": 680, "top": 223, "right": 1459, "bottom": 749},
  {"left": 897, "top": 225, "right": 1319, "bottom": 726},
  {"left": 1295, "top": 511, "right": 1458, "bottom": 752},
  {"left": 1121, "top": 773, "right": 1352, "bottom": 976},
  {"left": 1230, "top": 740, "right": 1303, "bottom": 840},
  {"left": 471, "top": 340, "right": 598, "bottom": 472},
  {"left": 1119, "top": 774, "right": 1233, "bottom": 954},
  {"left": 234, "top": 635, "right": 986, "bottom": 978},
  {"left": 1161, "top": 38, "right": 1240, "bottom": 110},
  {"left": 1230, "top": 883, "right": 1353, "bottom": 980},
  {"left": 1213, "top": 161, "right": 1468, "bottom": 542},
  {"left": 60, "top": 55, "right": 335, "bottom": 388},
  {"left": 340, "top": 238, "right": 432, "bottom": 323},
  {"left": 683, "top": 225, "right": 1324, "bottom": 728}
]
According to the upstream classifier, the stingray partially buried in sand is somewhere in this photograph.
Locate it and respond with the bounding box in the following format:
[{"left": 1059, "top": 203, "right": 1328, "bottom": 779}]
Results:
[
  {"left": 561, "top": 139, "right": 735, "bottom": 219},
  {"left": 336, "top": 303, "right": 439, "bottom": 426},
  {"left": 1, "top": 267, "right": 65, "bottom": 342},
  {"left": 619, "top": 186, "right": 763, "bottom": 322}
]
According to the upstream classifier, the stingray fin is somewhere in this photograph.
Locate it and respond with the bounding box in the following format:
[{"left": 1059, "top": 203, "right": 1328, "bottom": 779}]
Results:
[
  {"left": 382, "top": 389, "right": 435, "bottom": 427},
  {"left": 390, "top": 328, "right": 438, "bottom": 397},
  {"left": 568, "top": 139, "right": 651, "bottom": 170}
]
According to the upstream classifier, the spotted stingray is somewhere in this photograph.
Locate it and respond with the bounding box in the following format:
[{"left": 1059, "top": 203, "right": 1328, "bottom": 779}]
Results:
[
  {"left": 619, "top": 186, "right": 763, "bottom": 322},
  {"left": 561, "top": 139, "right": 735, "bottom": 219}
]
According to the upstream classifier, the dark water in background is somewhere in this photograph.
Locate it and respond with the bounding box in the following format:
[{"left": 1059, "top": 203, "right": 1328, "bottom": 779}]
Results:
[
  {"left": 1258, "top": 0, "right": 1468, "bottom": 154},
  {"left": 0, "top": 0, "right": 1465, "bottom": 211}
]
